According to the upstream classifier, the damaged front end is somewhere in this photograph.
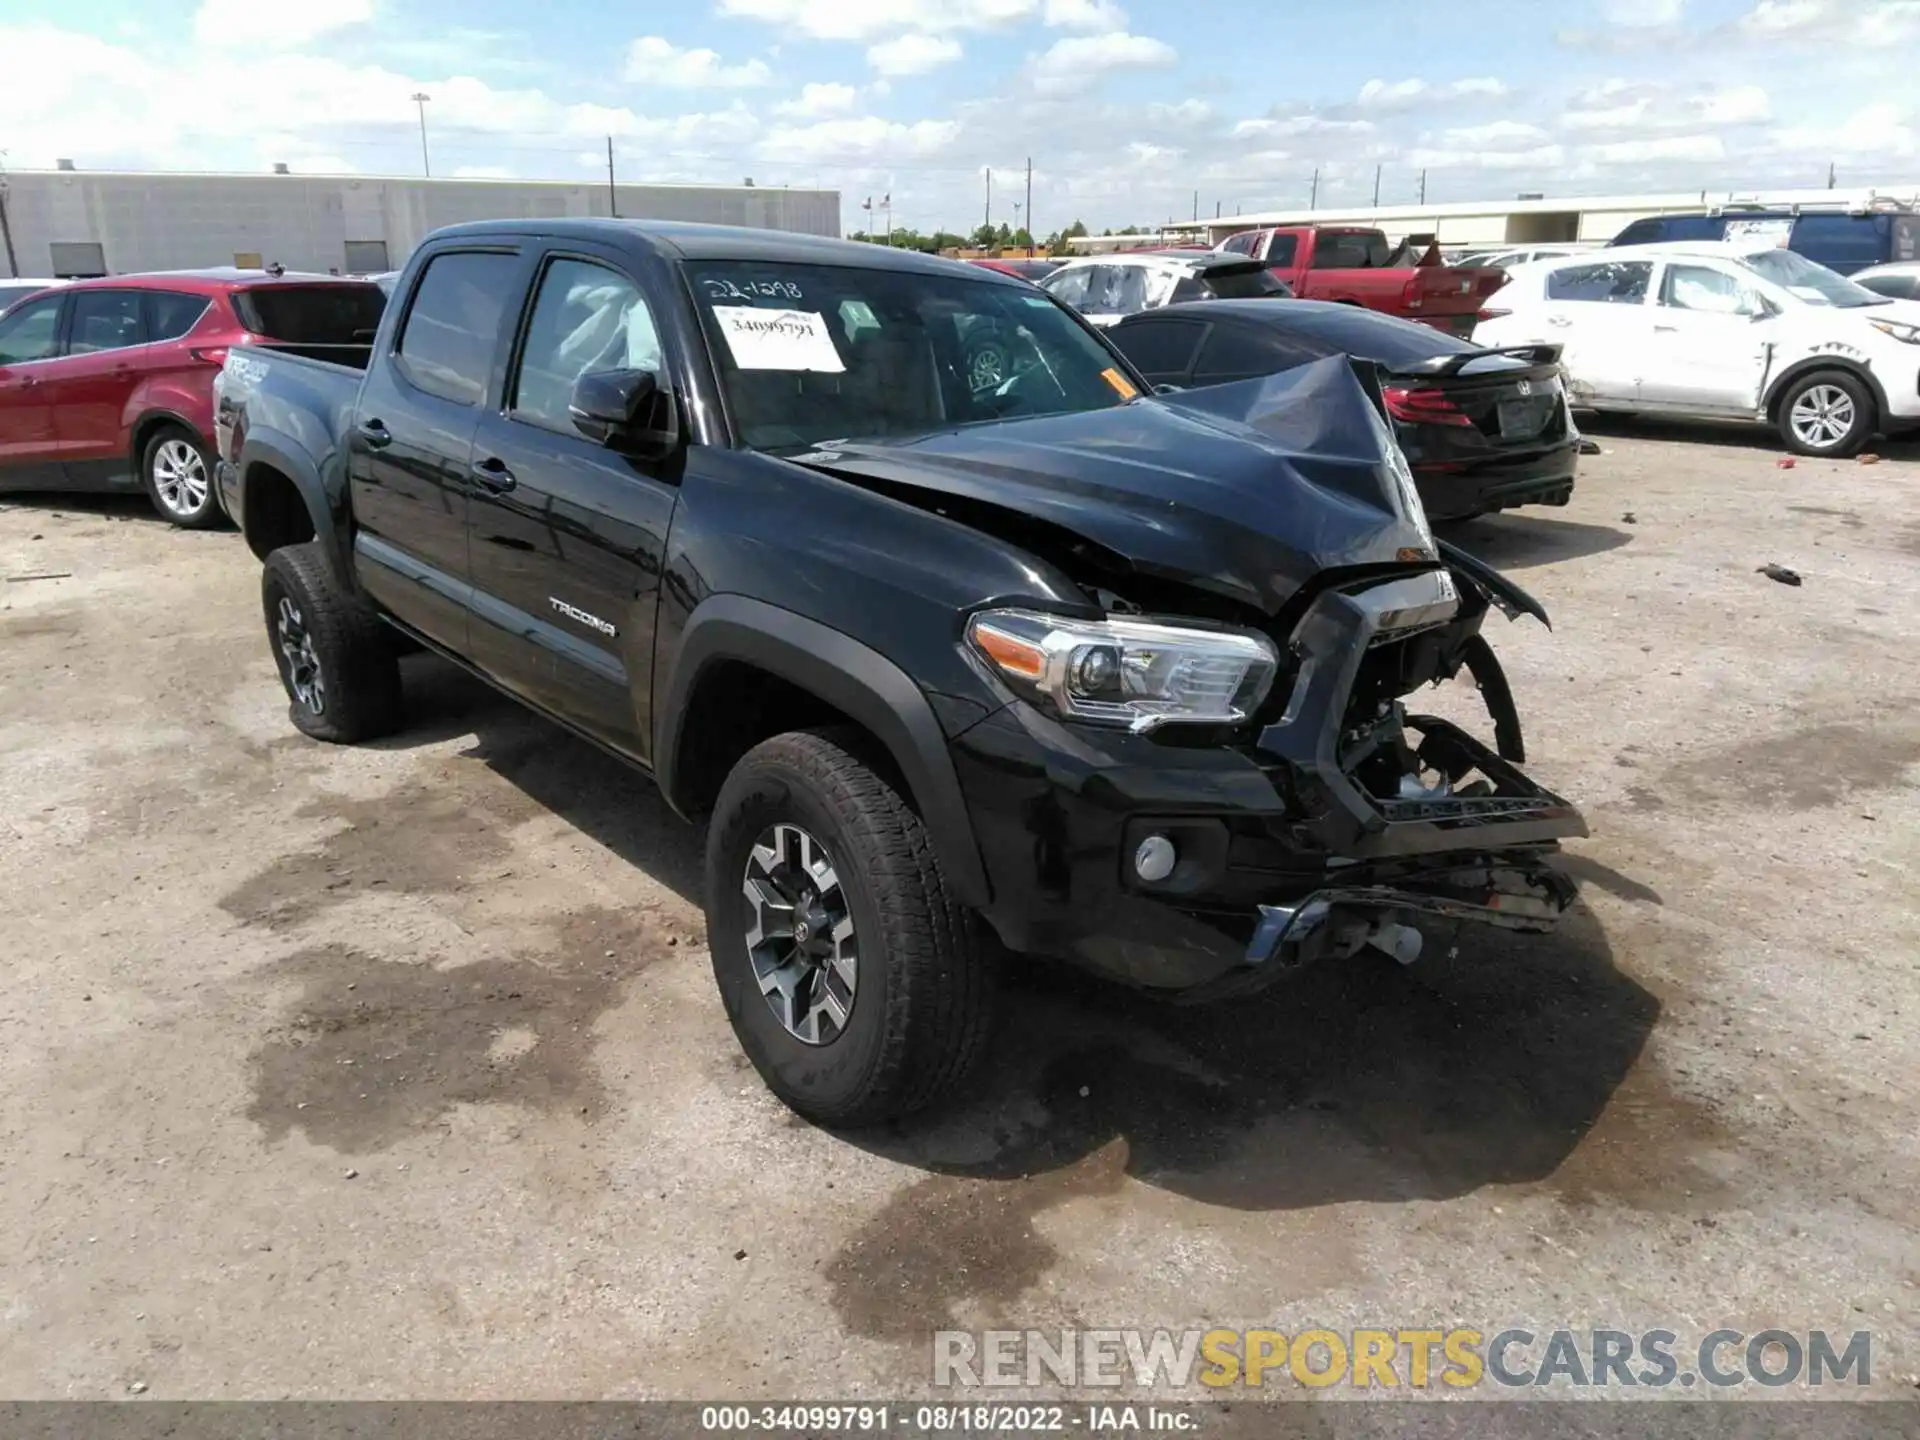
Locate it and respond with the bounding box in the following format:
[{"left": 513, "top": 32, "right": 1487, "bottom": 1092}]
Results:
[
  {"left": 789, "top": 355, "right": 1587, "bottom": 998},
  {"left": 1181, "top": 555, "right": 1586, "bottom": 1001}
]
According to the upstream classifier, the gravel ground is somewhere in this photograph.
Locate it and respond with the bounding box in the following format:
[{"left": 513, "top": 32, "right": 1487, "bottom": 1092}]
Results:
[{"left": 0, "top": 420, "right": 1916, "bottom": 1405}]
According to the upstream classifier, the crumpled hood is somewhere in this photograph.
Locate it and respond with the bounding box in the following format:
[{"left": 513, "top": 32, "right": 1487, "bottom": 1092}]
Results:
[{"left": 787, "top": 355, "right": 1434, "bottom": 616}]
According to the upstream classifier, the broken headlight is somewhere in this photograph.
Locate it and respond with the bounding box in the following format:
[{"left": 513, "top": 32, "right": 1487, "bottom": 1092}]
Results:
[{"left": 968, "top": 608, "right": 1279, "bottom": 732}]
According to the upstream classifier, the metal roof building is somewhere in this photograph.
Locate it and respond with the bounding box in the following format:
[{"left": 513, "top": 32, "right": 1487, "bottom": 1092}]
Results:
[
  {"left": 0, "top": 168, "right": 841, "bottom": 280},
  {"left": 1136, "top": 185, "right": 1920, "bottom": 252}
]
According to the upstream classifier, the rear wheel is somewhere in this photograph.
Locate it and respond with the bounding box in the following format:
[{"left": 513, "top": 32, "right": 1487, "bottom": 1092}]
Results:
[
  {"left": 704, "top": 728, "right": 995, "bottom": 1126},
  {"left": 261, "top": 542, "right": 403, "bottom": 744},
  {"left": 140, "top": 425, "right": 224, "bottom": 529},
  {"left": 1778, "top": 371, "right": 1875, "bottom": 457}
]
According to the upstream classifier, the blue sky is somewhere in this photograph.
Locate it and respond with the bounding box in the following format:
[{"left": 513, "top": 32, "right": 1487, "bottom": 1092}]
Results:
[{"left": 2, "top": 0, "right": 1916, "bottom": 234}]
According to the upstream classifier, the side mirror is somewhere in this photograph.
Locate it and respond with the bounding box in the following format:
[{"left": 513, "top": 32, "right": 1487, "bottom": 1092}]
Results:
[{"left": 569, "top": 368, "right": 680, "bottom": 459}]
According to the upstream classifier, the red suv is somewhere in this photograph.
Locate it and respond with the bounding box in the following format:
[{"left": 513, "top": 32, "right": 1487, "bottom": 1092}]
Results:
[{"left": 0, "top": 270, "right": 385, "bottom": 527}]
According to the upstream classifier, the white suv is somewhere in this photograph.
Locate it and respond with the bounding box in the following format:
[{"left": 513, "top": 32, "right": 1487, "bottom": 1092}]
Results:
[{"left": 1474, "top": 241, "right": 1920, "bottom": 455}]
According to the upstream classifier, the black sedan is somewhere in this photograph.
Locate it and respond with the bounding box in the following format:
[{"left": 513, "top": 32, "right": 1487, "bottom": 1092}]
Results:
[{"left": 1109, "top": 299, "right": 1577, "bottom": 521}]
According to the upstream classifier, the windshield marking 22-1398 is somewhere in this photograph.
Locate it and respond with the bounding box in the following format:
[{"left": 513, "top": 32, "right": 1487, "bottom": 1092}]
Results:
[{"left": 684, "top": 260, "right": 1135, "bottom": 455}]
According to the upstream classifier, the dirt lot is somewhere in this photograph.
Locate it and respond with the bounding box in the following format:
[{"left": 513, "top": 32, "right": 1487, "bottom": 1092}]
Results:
[{"left": 1, "top": 420, "right": 1917, "bottom": 1403}]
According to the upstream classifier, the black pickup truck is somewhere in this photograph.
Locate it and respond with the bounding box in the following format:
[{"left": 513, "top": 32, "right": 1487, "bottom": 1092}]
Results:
[{"left": 214, "top": 219, "right": 1587, "bottom": 1125}]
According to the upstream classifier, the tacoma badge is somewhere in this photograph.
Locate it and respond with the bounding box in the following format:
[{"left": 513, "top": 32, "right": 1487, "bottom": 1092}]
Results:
[{"left": 549, "top": 598, "right": 617, "bottom": 637}]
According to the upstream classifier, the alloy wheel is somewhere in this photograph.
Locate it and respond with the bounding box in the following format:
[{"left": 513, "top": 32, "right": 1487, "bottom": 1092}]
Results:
[
  {"left": 1788, "top": 385, "right": 1856, "bottom": 451},
  {"left": 741, "top": 821, "right": 857, "bottom": 1045},
  {"left": 275, "top": 595, "right": 326, "bottom": 715},
  {"left": 152, "top": 439, "right": 210, "bottom": 516}
]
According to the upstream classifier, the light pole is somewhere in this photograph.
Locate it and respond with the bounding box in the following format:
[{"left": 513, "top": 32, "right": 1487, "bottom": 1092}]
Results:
[{"left": 411, "top": 92, "right": 432, "bottom": 178}]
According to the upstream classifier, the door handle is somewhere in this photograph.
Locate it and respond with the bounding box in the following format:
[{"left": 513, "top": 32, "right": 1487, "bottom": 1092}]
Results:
[
  {"left": 1546, "top": 315, "right": 1572, "bottom": 328},
  {"left": 1653, "top": 324, "right": 1679, "bottom": 333},
  {"left": 18, "top": 375, "right": 38, "bottom": 389},
  {"left": 470, "top": 456, "right": 516, "bottom": 493},
  {"left": 357, "top": 419, "right": 392, "bottom": 449}
]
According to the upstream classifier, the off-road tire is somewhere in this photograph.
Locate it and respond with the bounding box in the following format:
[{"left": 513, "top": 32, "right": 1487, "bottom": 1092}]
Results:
[
  {"left": 705, "top": 727, "right": 995, "bottom": 1126},
  {"left": 140, "top": 424, "right": 225, "bottom": 529},
  {"left": 261, "top": 541, "right": 403, "bottom": 744},
  {"left": 1777, "top": 370, "right": 1875, "bottom": 458}
]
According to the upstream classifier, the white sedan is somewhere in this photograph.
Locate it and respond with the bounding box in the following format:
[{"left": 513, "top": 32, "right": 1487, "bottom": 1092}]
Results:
[{"left": 1474, "top": 241, "right": 1920, "bottom": 456}]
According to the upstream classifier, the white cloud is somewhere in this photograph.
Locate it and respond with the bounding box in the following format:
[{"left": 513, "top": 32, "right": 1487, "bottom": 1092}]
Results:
[
  {"left": 755, "top": 115, "right": 964, "bottom": 163},
  {"left": 1146, "top": 98, "right": 1212, "bottom": 127},
  {"left": 624, "top": 35, "right": 771, "bottom": 88},
  {"left": 1030, "top": 31, "right": 1177, "bottom": 94},
  {"left": 1044, "top": 0, "right": 1127, "bottom": 26},
  {"left": 1737, "top": 0, "right": 1826, "bottom": 34},
  {"left": 1443, "top": 120, "right": 1553, "bottom": 148},
  {"left": 1774, "top": 103, "right": 1917, "bottom": 157},
  {"left": 867, "top": 33, "right": 963, "bottom": 75},
  {"left": 714, "top": 0, "right": 1038, "bottom": 40},
  {"left": 1602, "top": 0, "right": 1686, "bottom": 23},
  {"left": 1586, "top": 134, "right": 1725, "bottom": 163},
  {"left": 774, "top": 82, "right": 860, "bottom": 118},
  {"left": 194, "top": 0, "right": 371, "bottom": 47},
  {"left": 1405, "top": 143, "right": 1567, "bottom": 171},
  {"left": 1561, "top": 80, "right": 1769, "bottom": 134},
  {"left": 1356, "top": 76, "right": 1509, "bottom": 110},
  {"left": 1692, "top": 84, "right": 1770, "bottom": 125},
  {"left": 1233, "top": 115, "right": 1374, "bottom": 140}
]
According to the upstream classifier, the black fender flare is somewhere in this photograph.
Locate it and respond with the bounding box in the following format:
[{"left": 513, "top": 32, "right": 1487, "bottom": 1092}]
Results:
[
  {"left": 657, "top": 594, "right": 993, "bottom": 910},
  {"left": 1763, "top": 356, "right": 1890, "bottom": 427},
  {"left": 236, "top": 429, "right": 348, "bottom": 581}
]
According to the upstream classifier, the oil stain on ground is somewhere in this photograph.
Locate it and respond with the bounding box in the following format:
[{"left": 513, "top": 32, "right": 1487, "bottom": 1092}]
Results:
[
  {"left": 825, "top": 905, "right": 1682, "bottom": 1341},
  {"left": 219, "top": 770, "right": 547, "bottom": 932},
  {"left": 246, "top": 904, "right": 654, "bottom": 1152},
  {"left": 1660, "top": 721, "right": 1920, "bottom": 812}
]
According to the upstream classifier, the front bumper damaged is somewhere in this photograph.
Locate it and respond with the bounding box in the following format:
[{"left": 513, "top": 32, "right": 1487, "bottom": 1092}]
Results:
[{"left": 952, "top": 566, "right": 1587, "bottom": 999}]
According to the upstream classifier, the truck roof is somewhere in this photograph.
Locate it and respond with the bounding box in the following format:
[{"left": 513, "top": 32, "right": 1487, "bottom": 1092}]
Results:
[{"left": 428, "top": 218, "right": 1017, "bottom": 281}]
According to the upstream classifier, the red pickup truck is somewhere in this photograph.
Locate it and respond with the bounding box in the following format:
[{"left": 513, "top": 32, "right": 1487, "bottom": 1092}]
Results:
[{"left": 1217, "top": 227, "right": 1506, "bottom": 335}]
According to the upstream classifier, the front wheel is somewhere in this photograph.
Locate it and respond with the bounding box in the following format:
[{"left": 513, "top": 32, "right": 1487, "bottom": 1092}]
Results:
[
  {"left": 141, "top": 425, "right": 225, "bottom": 529},
  {"left": 1778, "top": 371, "right": 1875, "bottom": 457},
  {"left": 704, "top": 728, "right": 995, "bottom": 1126}
]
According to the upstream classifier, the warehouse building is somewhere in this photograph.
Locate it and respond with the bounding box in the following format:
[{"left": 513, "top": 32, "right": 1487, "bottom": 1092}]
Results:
[
  {"left": 1072, "top": 186, "right": 1920, "bottom": 254},
  {"left": 0, "top": 168, "right": 841, "bottom": 279}
]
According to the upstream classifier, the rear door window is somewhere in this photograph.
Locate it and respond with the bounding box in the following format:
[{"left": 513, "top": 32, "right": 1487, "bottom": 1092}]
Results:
[
  {"left": 236, "top": 284, "right": 387, "bottom": 344},
  {"left": 1311, "top": 232, "right": 1389, "bottom": 269},
  {"left": 1789, "top": 214, "right": 1885, "bottom": 272},
  {"left": 1111, "top": 318, "right": 1204, "bottom": 379},
  {"left": 146, "top": 292, "right": 212, "bottom": 342},
  {"left": 67, "top": 290, "right": 146, "bottom": 354},
  {"left": 1545, "top": 261, "right": 1653, "bottom": 304},
  {"left": 1108, "top": 265, "right": 1150, "bottom": 316},
  {"left": 395, "top": 252, "right": 518, "bottom": 406},
  {"left": 1194, "top": 327, "right": 1282, "bottom": 383},
  {"left": 1044, "top": 266, "right": 1094, "bottom": 308}
]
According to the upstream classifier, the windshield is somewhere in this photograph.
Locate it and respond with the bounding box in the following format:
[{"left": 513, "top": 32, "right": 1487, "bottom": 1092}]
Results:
[
  {"left": 1741, "top": 249, "right": 1886, "bottom": 309},
  {"left": 685, "top": 260, "right": 1137, "bottom": 454}
]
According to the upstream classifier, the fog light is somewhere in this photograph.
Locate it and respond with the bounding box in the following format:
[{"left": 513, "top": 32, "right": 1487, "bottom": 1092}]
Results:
[{"left": 1133, "top": 834, "right": 1177, "bottom": 883}]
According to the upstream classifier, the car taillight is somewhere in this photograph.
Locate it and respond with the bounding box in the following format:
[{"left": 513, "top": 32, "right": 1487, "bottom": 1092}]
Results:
[
  {"left": 190, "top": 347, "right": 230, "bottom": 367},
  {"left": 1382, "top": 384, "right": 1474, "bottom": 428},
  {"left": 1475, "top": 307, "right": 1512, "bottom": 322}
]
